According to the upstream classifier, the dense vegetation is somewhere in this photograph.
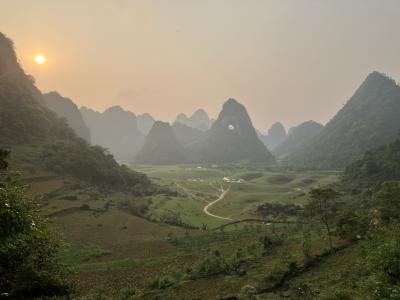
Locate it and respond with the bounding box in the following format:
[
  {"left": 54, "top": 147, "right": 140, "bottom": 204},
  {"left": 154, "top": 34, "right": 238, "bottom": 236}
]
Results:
[
  {"left": 0, "top": 150, "right": 70, "bottom": 298},
  {"left": 343, "top": 138, "right": 400, "bottom": 191},
  {"left": 40, "top": 139, "right": 154, "bottom": 195}
]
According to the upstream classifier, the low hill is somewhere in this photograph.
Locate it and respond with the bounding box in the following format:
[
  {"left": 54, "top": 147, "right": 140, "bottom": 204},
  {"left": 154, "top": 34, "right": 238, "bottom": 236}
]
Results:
[
  {"left": 288, "top": 72, "right": 400, "bottom": 169},
  {"left": 43, "top": 91, "right": 91, "bottom": 143},
  {"left": 186, "top": 99, "right": 275, "bottom": 164},
  {"left": 80, "top": 106, "right": 145, "bottom": 162},
  {"left": 273, "top": 121, "right": 323, "bottom": 158},
  {"left": 0, "top": 32, "right": 153, "bottom": 194},
  {"left": 135, "top": 121, "right": 187, "bottom": 164},
  {"left": 172, "top": 122, "right": 203, "bottom": 146}
]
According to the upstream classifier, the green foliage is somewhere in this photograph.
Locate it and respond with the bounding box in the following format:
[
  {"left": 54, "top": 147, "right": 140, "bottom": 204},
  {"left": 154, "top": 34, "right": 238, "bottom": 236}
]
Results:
[
  {"left": 40, "top": 139, "right": 154, "bottom": 195},
  {"left": 288, "top": 72, "right": 400, "bottom": 169},
  {"left": 344, "top": 139, "right": 400, "bottom": 191},
  {"left": 374, "top": 181, "right": 400, "bottom": 222},
  {"left": 256, "top": 202, "right": 301, "bottom": 218},
  {"left": 0, "top": 150, "right": 70, "bottom": 298},
  {"left": 304, "top": 188, "right": 339, "bottom": 250},
  {"left": 188, "top": 248, "right": 247, "bottom": 278},
  {"left": 360, "top": 223, "right": 400, "bottom": 299}
]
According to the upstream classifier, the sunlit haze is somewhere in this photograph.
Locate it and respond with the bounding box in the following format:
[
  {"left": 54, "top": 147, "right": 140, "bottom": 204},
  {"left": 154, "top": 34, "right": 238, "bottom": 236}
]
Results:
[{"left": 2, "top": 0, "right": 400, "bottom": 130}]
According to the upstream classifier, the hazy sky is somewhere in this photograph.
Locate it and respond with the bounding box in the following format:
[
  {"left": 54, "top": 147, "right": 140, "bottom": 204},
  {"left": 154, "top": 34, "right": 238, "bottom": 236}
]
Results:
[{"left": 1, "top": 0, "right": 400, "bottom": 131}]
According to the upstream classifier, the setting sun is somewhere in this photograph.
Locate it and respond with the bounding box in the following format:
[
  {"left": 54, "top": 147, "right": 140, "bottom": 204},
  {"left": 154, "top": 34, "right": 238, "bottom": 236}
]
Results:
[{"left": 34, "top": 54, "right": 46, "bottom": 64}]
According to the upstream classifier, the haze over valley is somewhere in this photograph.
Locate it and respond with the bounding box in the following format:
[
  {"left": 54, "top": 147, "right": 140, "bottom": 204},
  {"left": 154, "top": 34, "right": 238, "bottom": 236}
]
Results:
[{"left": 1, "top": 2, "right": 400, "bottom": 299}]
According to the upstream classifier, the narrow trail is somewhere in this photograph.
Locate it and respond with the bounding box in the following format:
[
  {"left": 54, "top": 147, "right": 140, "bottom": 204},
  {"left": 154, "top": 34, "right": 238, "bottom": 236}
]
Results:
[{"left": 203, "top": 186, "right": 233, "bottom": 221}]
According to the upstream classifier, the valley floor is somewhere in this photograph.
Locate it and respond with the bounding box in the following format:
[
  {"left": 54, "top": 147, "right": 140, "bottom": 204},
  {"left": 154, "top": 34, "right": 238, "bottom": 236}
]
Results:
[{"left": 29, "top": 165, "right": 346, "bottom": 299}]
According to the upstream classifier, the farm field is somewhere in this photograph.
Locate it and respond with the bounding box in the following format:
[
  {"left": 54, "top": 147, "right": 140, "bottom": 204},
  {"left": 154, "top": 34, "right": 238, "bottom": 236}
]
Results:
[
  {"left": 26, "top": 165, "right": 342, "bottom": 298},
  {"left": 135, "top": 165, "right": 339, "bottom": 228}
]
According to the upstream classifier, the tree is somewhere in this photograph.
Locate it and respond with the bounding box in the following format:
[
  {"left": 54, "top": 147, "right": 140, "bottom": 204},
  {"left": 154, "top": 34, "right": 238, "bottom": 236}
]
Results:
[
  {"left": 304, "top": 188, "right": 339, "bottom": 251},
  {"left": 375, "top": 181, "right": 400, "bottom": 222},
  {"left": 0, "top": 150, "right": 70, "bottom": 298}
]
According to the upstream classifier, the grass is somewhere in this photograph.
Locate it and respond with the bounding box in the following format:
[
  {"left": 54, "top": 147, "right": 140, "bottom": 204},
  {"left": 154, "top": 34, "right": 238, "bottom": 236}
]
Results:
[
  {"left": 58, "top": 244, "right": 112, "bottom": 265},
  {"left": 137, "top": 165, "right": 339, "bottom": 228},
  {"left": 26, "top": 163, "right": 345, "bottom": 298}
]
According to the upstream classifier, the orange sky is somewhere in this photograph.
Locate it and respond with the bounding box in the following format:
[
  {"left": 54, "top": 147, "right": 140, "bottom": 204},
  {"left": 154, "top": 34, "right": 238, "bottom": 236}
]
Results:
[{"left": 2, "top": 0, "right": 400, "bottom": 131}]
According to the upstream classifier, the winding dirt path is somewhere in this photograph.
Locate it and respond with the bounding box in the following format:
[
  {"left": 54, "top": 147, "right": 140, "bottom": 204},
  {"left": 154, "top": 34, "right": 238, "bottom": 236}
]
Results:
[{"left": 203, "top": 186, "right": 233, "bottom": 221}]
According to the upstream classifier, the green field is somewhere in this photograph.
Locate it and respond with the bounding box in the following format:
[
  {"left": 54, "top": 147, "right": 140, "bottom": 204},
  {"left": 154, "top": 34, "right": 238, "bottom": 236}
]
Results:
[
  {"left": 26, "top": 164, "right": 345, "bottom": 298},
  {"left": 134, "top": 164, "right": 339, "bottom": 228}
]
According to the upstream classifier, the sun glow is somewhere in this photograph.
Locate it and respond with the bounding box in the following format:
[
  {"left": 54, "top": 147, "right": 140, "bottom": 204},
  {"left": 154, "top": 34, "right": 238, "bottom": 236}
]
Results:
[{"left": 34, "top": 54, "right": 46, "bottom": 64}]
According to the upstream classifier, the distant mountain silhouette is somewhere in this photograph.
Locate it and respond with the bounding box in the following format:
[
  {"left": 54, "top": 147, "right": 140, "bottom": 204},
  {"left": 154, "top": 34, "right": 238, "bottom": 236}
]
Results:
[
  {"left": 135, "top": 121, "right": 186, "bottom": 164},
  {"left": 259, "top": 122, "right": 287, "bottom": 151},
  {"left": 273, "top": 121, "right": 323, "bottom": 158},
  {"left": 288, "top": 72, "right": 400, "bottom": 169},
  {"left": 43, "top": 92, "right": 91, "bottom": 143},
  {"left": 80, "top": 106, "right": 144, "bottom": 162},
  {"left": 0, "top": 32, "right": 152, "bottom": 193},
  {"left": 175, "top": 109, "right": 212, "bottom": 131},
  {"left": 186, "top": 99, "right": 275, "bottom": 164},
  {"left": 172, "top": 122, "right": 203, "bottom": 146},
  {"left": 137, "top": 113, "right": 155, "bottom": 135}
]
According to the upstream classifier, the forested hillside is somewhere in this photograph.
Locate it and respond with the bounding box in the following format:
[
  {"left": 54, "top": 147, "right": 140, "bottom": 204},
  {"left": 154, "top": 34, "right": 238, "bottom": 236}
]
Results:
[
  {"left": 43, "top": 91, "right": 91, "bottom": 142},
  {"left": 273, "top": 121, "right": 323, "bottom": 158},
  {"left": 343, "top": 137, "right": 400, "bottom": 191},
  {"left": 288, "top": 72, "right": 400, "bottom": 169},
  {"left": 0, "top": 32, "right": 153, "bottom": 194}
]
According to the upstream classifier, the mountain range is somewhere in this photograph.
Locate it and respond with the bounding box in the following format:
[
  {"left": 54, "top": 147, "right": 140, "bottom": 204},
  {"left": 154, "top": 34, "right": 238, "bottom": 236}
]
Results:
[
  {"left": 80, "top": 106, "right": 145, "bottom": 162},
  {"left": 273, "top": 121, "right": 323, "bottom": 158},
  {"left": 175, "top": 109, "right": 212, "bottom": 131},
  {"left": 0, "top": 32, "right": 153, "bottom": 193}
]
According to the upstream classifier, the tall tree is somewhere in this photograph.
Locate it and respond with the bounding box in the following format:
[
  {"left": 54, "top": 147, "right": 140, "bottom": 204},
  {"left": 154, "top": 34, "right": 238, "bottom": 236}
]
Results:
[{"left": 304, "top": 188, "right": 339, "bottom": 251}]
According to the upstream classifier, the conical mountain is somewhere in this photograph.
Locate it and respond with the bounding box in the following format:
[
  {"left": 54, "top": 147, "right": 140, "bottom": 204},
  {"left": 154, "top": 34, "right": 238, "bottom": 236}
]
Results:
[
  {"left": 259, "top": 122, "right": 287, "bottom": 150},
  {"left": 135, "top": 121, "right": 187, "bottom": 164},
  {"left": 172, "top": 122, "right": 203, "bottom": 146},
  {"left": 137, "top": 113, "right": 155, "bottom": 135},
  {"left": 186, "top": 99, "right": 275, "bottom": 164},
  {"left": 273, "top": 121, "right": 323, "bottom": 158},
  {"left": 288, "top": 72, "right": 400, "bottom": 168},
  {"left": 44, "top": 91, "right": 91, "bottom": 143},
  {"left": 0, "top": 32, "right": 152, "bottom": 192},
  {"left": 190, "top": 109, "right": 212, "bottom": 131},
  {"left": 81, "top": 105, "right": 145, "bottom": 161}
]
